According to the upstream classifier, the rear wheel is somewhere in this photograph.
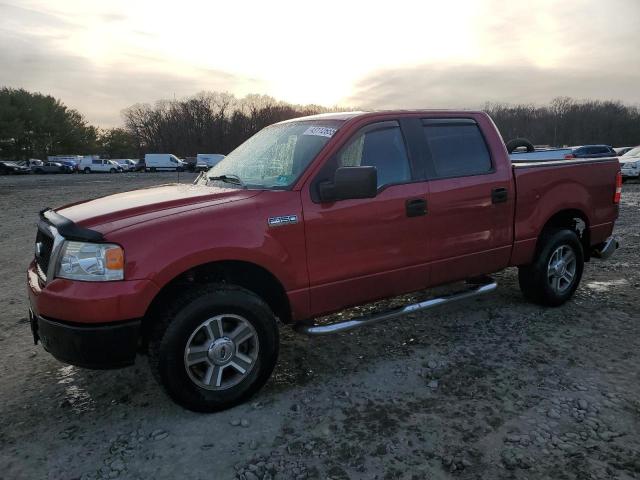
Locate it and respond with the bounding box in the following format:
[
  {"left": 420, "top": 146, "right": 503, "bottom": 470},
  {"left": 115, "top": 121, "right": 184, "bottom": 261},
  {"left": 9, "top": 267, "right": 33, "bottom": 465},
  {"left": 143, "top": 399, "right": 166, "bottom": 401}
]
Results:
[
  {"left": 518, "top": 228, "right": 584, "bottom": 306},
  {"left": 109, "top": 168, "right": 116, "bottom": 173},
  {"left": 148, "top": 284, "right": 279, "bottom": 412}
]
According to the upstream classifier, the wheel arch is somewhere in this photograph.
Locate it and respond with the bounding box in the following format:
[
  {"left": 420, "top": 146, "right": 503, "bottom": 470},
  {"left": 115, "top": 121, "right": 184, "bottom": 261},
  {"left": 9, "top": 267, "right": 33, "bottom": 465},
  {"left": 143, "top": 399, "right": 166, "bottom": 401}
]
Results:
[
  {"left": 141, "top": 260, "right": 292, "bottom": 347},
  {"left": 537, "top": 208, "right": 591, "bottom": 260}
]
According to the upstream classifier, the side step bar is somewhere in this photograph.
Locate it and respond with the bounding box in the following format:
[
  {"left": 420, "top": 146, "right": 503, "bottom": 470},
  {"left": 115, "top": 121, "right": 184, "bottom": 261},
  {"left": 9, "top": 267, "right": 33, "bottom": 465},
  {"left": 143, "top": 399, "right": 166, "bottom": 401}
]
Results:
[{"left": 295, "top": 279, "right": 497, "bottom": 336}]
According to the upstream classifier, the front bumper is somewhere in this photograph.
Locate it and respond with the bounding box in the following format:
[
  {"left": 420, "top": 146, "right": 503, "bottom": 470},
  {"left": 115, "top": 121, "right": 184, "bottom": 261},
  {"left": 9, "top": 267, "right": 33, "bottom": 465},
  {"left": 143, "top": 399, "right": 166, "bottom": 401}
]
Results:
[{"left": 30, "top": 309, "right": 140, "bottom": 369}]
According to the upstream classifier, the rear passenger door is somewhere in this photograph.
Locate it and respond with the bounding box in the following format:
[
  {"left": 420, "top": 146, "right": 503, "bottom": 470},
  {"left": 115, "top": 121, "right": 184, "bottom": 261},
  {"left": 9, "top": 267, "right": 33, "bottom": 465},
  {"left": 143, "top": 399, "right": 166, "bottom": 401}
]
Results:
[{"left": 419, "top": 118, "right": 515, "bottom": 285}]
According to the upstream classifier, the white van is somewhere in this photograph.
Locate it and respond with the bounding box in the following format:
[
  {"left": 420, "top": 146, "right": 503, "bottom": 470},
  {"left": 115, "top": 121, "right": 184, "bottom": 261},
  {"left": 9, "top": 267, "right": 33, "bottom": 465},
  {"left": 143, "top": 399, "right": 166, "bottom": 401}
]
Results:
[
  {"left": 79, "top": 158, "right": 122, "bottom": 173},
  {"left": 196, "top": 153, "right": 225, "bottom": 171},
  {"left": 145, "top": 154, "right": 187, "bottom": 172}
]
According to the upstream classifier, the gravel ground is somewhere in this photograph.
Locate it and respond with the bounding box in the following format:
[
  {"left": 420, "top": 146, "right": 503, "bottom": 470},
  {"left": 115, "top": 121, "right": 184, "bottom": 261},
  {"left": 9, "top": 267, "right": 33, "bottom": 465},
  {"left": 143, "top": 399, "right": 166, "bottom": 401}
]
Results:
[{"left": 0, "top": 172, "right": 638, "bottom": 480}]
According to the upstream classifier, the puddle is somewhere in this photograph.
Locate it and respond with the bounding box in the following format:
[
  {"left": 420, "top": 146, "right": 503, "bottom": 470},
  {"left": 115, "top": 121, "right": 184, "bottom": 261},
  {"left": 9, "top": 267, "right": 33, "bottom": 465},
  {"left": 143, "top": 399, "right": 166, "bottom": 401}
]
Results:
[
  {"left": 585, "top": 279, "right": 628, "bottom": 292},
  {"left": 56, "top": 365, "right": 95, "bottom": 414}
]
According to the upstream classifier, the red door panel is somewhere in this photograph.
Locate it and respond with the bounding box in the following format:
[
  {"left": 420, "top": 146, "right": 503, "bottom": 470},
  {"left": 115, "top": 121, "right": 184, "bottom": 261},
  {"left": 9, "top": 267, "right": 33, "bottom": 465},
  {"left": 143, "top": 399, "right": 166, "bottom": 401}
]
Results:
[
  {"left": 427, "top": 174, "right": 513, "bottom": 284},
  {"left": 303, "top": 183, "right": 429, "bottom": 316}
]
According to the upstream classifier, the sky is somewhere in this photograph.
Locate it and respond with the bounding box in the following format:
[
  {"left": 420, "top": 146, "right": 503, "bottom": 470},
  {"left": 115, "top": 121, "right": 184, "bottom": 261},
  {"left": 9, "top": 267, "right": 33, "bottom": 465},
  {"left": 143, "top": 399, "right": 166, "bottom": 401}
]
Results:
[{"left": 1, "top": 0, "right": 638, "bottom": 127}]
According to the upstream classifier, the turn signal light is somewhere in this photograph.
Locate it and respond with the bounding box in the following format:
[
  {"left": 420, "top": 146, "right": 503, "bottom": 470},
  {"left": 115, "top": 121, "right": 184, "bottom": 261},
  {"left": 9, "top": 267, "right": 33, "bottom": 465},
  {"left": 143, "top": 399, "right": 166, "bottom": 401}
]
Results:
[
  {"left": 564, "top": 154, "right": 576, "bottom": 159},
  {"left": 105, "top": 246, "right": 124, "bottom": 270}
]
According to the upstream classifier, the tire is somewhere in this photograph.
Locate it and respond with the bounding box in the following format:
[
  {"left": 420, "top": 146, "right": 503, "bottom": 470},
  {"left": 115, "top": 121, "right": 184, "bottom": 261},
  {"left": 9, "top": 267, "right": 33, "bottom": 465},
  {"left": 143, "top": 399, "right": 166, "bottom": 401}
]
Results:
[
  {"left": 84, "top": 167, "right": 91, "bottom": 174},
  {"left": 34, "top": 168, "right": 43, "bottom": 174},
  {"left": 148, "top": 284, "right": 279, "bottom": 412},
  {"left": 506, "top": 138, "right": 535, "bottom": 154},
  {"left": 109, "top": 168, "right": 116, "bottom": 173},
  {"left": 518, "top": 228, "right": 584, "bottom": 306}
]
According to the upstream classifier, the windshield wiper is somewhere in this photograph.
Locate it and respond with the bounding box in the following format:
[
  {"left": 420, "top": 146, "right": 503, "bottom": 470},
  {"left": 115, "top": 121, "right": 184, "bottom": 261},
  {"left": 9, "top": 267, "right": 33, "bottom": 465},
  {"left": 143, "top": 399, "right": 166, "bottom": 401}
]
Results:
[{"left": 207, "top": 174, "right": 246, "bottom": 188}]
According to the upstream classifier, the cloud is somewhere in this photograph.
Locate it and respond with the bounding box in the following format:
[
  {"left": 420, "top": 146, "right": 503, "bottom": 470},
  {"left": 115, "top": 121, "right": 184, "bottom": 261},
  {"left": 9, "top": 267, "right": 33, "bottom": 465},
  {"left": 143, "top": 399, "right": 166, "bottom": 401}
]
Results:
[
  {"left": 347, "top": 63, "right": 640, "bottom": 110},
  {"left": 0, "top": 30, "right": 258, "bottom": 126},
  {"left": 0, "top": 2, "right": 265, "bottom": 126}
]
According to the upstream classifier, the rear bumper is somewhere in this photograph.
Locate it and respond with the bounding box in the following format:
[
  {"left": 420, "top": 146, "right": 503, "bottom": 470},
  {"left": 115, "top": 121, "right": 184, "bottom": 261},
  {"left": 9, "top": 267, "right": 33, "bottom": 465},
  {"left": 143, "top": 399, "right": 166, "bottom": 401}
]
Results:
[
  {"left": 592, "top": 236, "right": 619, "bottom": 260},
  {"left": 30, "top": 310, "right": 140, "bottom": 369}
]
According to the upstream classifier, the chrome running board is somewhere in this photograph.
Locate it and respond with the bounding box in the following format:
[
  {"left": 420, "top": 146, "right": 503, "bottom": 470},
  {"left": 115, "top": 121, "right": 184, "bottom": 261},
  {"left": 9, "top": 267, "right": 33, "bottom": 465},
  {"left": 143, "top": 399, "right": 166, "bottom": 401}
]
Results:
[{"left": 295, "top": 279, "right": 497, "bottom": 336}]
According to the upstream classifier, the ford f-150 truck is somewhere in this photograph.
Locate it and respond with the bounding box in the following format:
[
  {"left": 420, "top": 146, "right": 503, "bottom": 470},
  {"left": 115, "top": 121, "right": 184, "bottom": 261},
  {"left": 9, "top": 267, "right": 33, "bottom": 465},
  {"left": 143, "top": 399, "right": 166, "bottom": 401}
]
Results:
[{"left": 27, "top": 111, "right": 621, "bottom": 412}]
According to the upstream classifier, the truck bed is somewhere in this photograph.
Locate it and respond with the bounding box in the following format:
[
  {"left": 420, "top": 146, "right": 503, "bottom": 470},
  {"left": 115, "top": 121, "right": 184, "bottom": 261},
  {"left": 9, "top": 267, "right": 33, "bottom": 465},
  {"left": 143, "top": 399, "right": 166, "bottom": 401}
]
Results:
[{"left": 509, "top": 157, "right": 619, "bottom": 266}]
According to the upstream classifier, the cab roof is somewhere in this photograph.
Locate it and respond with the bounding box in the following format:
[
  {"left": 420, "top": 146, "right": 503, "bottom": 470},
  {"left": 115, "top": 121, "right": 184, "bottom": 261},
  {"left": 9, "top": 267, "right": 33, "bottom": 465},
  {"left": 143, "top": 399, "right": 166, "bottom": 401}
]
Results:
[{"left": 278, "top": 110, "right": 486, "bottom": 123}]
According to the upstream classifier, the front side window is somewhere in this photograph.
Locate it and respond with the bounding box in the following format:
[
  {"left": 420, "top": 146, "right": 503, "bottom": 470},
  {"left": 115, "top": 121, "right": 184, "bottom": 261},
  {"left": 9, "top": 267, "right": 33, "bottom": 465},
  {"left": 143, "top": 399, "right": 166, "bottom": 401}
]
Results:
[
  {"left": 203, "top": 120, "right": 343, "bottom": 189},
  {"left": 337, "top": 123, "right": 411, "bottom": 188},
  {"left": 422, "top": 122, "right": 492, "bottom": 178}
]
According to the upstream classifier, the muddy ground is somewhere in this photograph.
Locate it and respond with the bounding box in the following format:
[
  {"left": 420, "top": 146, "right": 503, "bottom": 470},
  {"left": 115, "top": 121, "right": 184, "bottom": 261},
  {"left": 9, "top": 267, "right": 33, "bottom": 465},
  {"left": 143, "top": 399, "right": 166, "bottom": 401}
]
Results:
[{"left": 0, "top": 172, "right": 638, "bottom": 480}]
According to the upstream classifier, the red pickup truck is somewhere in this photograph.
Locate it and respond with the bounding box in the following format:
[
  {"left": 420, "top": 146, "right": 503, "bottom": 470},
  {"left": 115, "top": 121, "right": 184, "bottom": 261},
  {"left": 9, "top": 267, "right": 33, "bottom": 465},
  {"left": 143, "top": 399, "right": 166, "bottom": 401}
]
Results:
[{"left": 27, "top": 111, "right": 621, "bottom": 412}]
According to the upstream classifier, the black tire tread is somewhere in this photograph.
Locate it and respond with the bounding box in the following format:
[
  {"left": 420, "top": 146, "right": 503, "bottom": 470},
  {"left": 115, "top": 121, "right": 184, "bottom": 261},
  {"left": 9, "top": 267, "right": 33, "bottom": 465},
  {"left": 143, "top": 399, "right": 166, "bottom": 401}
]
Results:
[
  {"left": 147, "top": 283, "right": 278, "bottom": 412},
  {"left": 518, "top": 228, "right": 584, "bottom": 307}
]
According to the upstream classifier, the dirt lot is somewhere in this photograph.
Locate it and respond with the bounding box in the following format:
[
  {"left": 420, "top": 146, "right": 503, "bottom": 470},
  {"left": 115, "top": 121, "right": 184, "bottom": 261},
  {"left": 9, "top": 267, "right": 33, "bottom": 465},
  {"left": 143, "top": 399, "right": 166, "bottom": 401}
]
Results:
[{"left": 0, "top": 172, "right": 638, "bottom": 480}]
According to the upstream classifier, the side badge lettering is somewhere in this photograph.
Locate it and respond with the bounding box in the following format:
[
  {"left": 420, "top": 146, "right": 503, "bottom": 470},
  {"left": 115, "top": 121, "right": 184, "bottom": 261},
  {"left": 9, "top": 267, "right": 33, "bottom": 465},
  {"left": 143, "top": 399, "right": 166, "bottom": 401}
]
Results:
[{"left": 268, "top": 215, "right": 298, "bottom": 227}]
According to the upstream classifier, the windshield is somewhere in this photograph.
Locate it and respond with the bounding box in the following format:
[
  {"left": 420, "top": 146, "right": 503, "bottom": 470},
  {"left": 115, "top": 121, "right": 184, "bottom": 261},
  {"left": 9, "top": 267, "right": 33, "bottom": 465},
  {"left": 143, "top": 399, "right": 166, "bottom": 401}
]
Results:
[
  {"left": 622, "top": 146, "right": 640, "bottom": 158},
  {"left": 201, "top": 120, "right": 343, "bottom": 189}
]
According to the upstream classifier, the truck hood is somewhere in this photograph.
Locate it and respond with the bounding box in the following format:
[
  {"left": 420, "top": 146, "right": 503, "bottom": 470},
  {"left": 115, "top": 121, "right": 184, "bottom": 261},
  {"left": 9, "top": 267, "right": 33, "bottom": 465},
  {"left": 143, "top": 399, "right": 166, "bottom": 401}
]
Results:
[{"left": 56, "top": 183, "right": 261, "bottom": 232}]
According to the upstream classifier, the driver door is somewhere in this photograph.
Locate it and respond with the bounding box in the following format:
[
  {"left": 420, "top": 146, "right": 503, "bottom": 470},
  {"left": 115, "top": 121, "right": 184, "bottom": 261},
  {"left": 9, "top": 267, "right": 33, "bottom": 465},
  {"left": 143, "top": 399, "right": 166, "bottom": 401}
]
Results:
[{"left": 301, "top": 120, "right": 430, "bottom": 317}]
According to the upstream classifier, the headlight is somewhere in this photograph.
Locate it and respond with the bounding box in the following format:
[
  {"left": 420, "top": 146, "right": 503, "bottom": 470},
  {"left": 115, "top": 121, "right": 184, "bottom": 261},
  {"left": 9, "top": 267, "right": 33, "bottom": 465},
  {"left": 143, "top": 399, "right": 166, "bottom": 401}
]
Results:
[{"left": 56, "top": 241, "right": 124, "bottom": 281}]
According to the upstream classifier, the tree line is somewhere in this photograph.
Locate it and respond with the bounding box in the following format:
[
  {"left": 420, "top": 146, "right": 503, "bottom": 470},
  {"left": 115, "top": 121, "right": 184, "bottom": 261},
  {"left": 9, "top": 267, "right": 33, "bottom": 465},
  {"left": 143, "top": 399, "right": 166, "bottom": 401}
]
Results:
[
  {"left": 1, "top": 87, "right": 639, "bottom": 162},
  {"left": 485, "top": 97, "right": 640, "bottom": 147},
  {"left": 0, "top": 87, "right": 138, "bottom": 161},
  {"left": 121, "top": 92, "right": 343, "bottom": 158}
]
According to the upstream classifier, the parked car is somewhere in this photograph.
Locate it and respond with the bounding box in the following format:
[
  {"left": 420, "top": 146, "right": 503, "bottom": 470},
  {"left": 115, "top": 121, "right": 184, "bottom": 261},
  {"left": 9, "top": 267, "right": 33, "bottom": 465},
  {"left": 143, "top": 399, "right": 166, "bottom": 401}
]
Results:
[
  {"left": 619, "top": 146, "right": 640, "bottom": 180},
  {"left": 0, "top": 161, "right": 31, "bottom": 175},
  {"left": 28, "top": 110, "right": 620, "bottom": 412},
  {"left": 145, "top": 153, "right": 187, "bottom": 172},
  {"left": 113, "top": 159, "right": 137, "bottom": 171},
  {"left": 614, "top": 146, "right": 634, "bottom": 156},
  {"left": 32, "top": 161, "right": 73, "bottom": 174},
  {"left": 564, "top": 145, "right": 617, "bottom": 159},
  {"left": 56, "top": 160, "right": 79, "bottom": 172},
  {"left": 195, "top": 153, "right": 225, "bottom": 171},
  {"left": 47, "top": 156, "right": 82, "bottom": 172},
  {"left": 132, "top": 159, "right": 145, "bottom": 172},
  {"left": 511, "top": 144, "right": 618, "bottom": 161},
  {"left": 79, "top": 158, "right": 122, "bottom": 173}
]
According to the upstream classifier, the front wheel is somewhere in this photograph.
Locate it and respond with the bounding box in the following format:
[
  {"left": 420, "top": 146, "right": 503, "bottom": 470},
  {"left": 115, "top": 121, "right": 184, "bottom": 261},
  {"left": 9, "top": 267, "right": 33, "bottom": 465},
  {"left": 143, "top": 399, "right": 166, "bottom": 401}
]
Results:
[
  {"left": 518, "top": 229, "right": 584, "bottom": 306},
  {"left": 84, "top": 167, "right": 91, "bottom": 174},
  {"left": 148, "top": 284, "right": 279, "bottom": 412}
]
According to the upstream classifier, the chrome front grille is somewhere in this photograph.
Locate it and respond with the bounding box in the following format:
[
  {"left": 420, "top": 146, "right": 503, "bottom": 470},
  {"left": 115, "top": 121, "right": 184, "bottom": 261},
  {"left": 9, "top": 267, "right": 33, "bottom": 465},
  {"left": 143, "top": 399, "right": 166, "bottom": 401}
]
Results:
[{"left": 34, "top": 223, "right": 63, "bottom": 282}]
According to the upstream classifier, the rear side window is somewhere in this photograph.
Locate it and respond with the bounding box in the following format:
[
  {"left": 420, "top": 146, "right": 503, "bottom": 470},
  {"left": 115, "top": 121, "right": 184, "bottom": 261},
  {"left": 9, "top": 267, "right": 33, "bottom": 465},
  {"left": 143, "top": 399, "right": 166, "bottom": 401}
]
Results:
[
  {"left": 337, "top": 123, "right": 411, "bottom": 188},
  {"left": 422, "top": 121, "right": 492, "bottom": 178}
]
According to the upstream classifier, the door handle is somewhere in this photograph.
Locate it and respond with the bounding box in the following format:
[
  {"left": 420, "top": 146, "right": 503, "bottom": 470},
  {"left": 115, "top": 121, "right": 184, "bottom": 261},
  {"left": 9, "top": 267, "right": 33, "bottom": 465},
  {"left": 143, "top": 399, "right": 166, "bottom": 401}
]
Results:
[
  {"left": 491, "top": 187, "right": 508, "bottom": 204},
  {"left": 406, "top": 198, "right": 427, "bottom": 217}
]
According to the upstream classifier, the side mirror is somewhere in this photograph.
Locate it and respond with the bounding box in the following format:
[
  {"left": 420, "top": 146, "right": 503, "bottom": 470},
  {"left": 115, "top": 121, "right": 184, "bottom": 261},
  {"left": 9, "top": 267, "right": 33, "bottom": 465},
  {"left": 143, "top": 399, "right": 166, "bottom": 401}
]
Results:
[{"left": 319, "top": 166, "right": 377, "bottom": 202}]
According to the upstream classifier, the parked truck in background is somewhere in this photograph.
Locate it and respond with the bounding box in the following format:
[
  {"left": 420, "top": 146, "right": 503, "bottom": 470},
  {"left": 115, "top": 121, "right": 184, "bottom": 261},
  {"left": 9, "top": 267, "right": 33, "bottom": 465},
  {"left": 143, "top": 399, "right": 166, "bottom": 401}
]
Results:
[
  {"left": 27, "top": 110, "right": 620, "bottom": 412},
  {"left": 145, "top": 153, "right": 187, "bottom": 172}
]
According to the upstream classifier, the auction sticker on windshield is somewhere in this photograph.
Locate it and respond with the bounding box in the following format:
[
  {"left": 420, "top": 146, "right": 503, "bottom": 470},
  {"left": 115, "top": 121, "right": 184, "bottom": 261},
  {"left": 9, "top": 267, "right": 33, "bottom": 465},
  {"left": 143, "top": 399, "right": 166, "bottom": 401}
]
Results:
[{"left": 303, "top": 126, "right": 337, "bottom": 138}]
